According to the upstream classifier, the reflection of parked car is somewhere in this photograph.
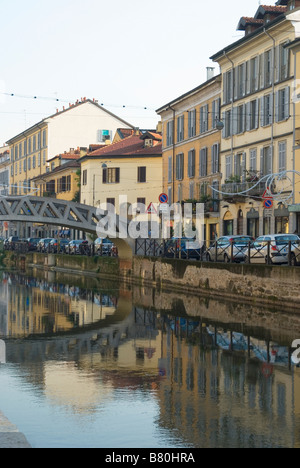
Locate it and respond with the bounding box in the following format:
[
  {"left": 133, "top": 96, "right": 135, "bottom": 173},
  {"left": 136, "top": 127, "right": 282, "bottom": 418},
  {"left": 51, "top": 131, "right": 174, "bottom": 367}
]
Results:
[
  {"left": 165, "top": 238, "right": 202, "bottom": 259},
  {"left": 37, "top": 238, "right": 56, "bottom": 253},
  {"left": 247, "top": 234, "right": 300, "bottom": 265},
  {"left": 94, "top": 238, "right": 114, "bottom": 256},
  {"left": 49, "top": 239, "right": 70, "bottom": 254},
  {"left": 68, "top": 240, "right": 90, "bottom": 255},
  {"left": 206, "top": 236, "right": 254, "bottom": 263},
  {"left": 27, "top": 238, "right": 40, "bottom": 251}
]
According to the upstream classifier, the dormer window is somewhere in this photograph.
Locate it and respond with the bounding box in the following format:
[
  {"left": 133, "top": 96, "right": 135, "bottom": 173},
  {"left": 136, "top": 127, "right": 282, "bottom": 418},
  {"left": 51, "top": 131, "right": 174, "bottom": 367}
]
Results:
[
  {"left": 144, "top": 139, "right": 153, "bottom": 148},
  {"left": 265, "top": 14, "right": 271, "bottom": 23}
]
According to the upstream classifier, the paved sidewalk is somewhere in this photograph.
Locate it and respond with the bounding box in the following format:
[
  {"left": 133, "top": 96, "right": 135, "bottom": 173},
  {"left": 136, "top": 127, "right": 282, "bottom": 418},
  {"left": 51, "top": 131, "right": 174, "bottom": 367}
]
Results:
[{"left": 0, "top": 412, "right": 31, "bottom": 448}]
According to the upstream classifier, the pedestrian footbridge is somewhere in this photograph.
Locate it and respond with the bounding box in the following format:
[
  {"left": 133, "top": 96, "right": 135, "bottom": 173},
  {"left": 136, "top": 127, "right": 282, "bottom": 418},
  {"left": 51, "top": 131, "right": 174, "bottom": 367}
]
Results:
[{"left": 0, "top": 195, "right": 134, "bottom": 260}]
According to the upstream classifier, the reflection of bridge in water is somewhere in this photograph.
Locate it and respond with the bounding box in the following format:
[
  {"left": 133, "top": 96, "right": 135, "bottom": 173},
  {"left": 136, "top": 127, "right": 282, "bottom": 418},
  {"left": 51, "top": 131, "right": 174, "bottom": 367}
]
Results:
[{"left": 6, "top": 302, "right": 158, "bottom": 366}]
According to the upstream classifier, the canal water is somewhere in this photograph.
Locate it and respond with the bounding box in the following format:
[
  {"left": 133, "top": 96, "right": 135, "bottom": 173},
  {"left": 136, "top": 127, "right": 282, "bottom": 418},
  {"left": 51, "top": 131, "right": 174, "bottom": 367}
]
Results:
[{"left": 0, "top": 268, "right": 300, "bottom": 448}]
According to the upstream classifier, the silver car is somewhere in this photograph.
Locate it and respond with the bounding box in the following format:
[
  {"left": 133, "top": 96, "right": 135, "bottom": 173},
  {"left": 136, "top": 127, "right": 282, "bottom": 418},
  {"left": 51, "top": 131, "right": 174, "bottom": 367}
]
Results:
[
  {"left": 247, "top": 234, "right": 300, "bottom": 265},
  {"left": 206, "top": 235, "right": 254, "bottom": 263}
]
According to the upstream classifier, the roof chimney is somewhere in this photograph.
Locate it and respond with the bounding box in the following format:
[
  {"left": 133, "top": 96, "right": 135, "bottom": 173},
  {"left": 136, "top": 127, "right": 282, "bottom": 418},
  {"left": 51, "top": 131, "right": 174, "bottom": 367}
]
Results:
[{"left": 206, "top": 67, "right": 215, "bottom": 81}]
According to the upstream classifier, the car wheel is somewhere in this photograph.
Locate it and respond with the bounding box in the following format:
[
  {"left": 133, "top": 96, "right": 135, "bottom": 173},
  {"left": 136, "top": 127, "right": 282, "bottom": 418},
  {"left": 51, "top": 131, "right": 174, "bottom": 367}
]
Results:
[
  {"left": 224, "top": 254, "right": 230, "bottom": 263},
  {"left": 291, "top": 254, "right": 298, "bottom": 267}
]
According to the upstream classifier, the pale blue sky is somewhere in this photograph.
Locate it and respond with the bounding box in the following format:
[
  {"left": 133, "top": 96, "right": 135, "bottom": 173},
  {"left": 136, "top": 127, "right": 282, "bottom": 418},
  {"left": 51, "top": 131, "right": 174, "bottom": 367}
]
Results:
[{"left": 0, "top": 0, "right": 262, "bottom": 145}]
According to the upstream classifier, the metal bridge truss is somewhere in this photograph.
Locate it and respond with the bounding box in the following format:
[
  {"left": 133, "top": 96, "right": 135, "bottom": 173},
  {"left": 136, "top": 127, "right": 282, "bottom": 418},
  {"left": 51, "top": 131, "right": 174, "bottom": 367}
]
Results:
[{"left": 0, "top": 196, "right": 103, "bottom": 234}]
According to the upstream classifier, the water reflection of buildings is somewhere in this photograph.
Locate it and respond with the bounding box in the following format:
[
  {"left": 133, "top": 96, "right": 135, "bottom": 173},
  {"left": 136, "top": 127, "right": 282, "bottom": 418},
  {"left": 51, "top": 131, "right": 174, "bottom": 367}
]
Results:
[
  {"left": 3, "top": 273, "right": 118, "bottom": 337},
  {"left": 158, "top": 317, "right": 300, "bottom": 448},
  {"left": 3, "top": 273, "right": 300, "bottom": 447}
]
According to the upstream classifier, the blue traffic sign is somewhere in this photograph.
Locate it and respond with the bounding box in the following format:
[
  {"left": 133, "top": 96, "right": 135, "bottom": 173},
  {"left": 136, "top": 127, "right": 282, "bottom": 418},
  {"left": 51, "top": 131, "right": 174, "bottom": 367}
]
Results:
[
  {"left": 159, "top": 193, "right": 168, "bottom": 204},
  {"left": 264, "top": 199, "right": 273, "bottom": 209}
]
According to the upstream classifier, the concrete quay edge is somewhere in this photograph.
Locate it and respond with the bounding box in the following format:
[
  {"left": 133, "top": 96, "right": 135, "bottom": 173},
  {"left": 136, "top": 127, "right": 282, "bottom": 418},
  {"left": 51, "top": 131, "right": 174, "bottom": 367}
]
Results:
[{"left": 0, "top": 411, "right": 31, "bottom": 448}]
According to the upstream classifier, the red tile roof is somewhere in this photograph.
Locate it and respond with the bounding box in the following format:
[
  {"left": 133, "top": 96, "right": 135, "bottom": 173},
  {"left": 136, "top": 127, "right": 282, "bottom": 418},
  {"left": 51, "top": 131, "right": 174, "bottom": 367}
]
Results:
[{"left": 84, "top": 134, "right": 162, "bottom": 158}]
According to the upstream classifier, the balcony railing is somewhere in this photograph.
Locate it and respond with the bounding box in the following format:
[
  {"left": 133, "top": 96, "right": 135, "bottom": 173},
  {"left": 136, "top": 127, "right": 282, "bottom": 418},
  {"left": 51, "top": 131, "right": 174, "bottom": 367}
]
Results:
[{"left": 221, "top": 181, "right": 266, "bottom": 201}]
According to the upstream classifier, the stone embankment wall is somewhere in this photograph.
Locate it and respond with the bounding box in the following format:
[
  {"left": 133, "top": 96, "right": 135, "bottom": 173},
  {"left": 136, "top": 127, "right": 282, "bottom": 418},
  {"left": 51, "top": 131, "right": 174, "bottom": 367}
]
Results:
[
  {"left": 132, "top": 257, "right": 300, "bottom": 311},
  {"left": 3, "top": 251, "right": 300, "bottom": 311}
]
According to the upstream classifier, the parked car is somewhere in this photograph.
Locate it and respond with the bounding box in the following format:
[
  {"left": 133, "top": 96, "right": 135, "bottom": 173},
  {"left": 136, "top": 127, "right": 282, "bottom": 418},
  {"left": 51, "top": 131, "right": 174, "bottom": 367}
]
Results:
[
  {"left": 37, "top": 238, "right": 56, "bottom": 253},
  {"left": 68, "top": 239, "right": 90, "bottom": 255},
  {"left": 164, "top": 237, "right": 203, "bottom": 259},
  {"left": 6, "top": 236, "right": 20, "bottom": 250},
  {"left": 205, "top": 235, "right": 254, "bottom": 263},
  {"left": 49, "top": 239, "right": 70, "bottom": 254},
  {"left": 27, "top": 238, "right": 40, "bottom": 251},
  {"left": 93, "top": 238, "right": 115, "bottom": 256},
  {"left": 246, "top": 234, "right": 300, "bottom": 265}
]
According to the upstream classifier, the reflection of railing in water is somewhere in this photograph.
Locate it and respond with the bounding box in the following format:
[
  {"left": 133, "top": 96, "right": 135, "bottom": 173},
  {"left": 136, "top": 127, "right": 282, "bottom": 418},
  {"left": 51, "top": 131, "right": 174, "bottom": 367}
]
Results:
[{"left": 163, "top": 316, "right": 294, "bottom": 370}]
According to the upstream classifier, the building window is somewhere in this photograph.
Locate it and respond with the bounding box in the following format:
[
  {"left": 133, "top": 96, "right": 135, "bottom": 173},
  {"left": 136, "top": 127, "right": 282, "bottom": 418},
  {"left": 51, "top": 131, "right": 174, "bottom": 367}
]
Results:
[
  {"left": 211, "top": 98, "right": 221, "bottom": 129},
  {"left": 237, "top": 104, "right": 245, "bottom": 134},
  {"left": 250, "top": 56, "right": 259, "bottom": 93},
  {"left": 166, "top": 121, "right": 174, "bottom": 146},
  {"left": 199, "top": 147, "right": 207, "bottom": 177},
  {"left": 249, "top": 149, "right": 257, "bottom": 172},
  {"left": 224, "top": 110, "right": 232, "bottom": 138},
  {"left": 223, "top": 69, "right": 233, "bottom": 104},
  {"left": 237, "top": 63, "right": 246, "bottom": 98},
  {"left": 211, "top": 143, "right": 220, "bottom": 174},
  {"left": 102, "top": 167, "right": 120, "bottom": 184},
  {"left": 188, "top": 150, "right": 195, "bottom": 178},
  {"left": 278, "top": 141, "right": 287, "bottom": 173},
  {"left": 261, "top": 146, "right": 273, "bottom": 176},
  {"left": 168, "top": 156, "right": 172, "bottom": 183},
  {"left": 276, "top": 87, "right": 290, "bottom": 122},
  {"left": 234, "top": 153, "right": 246, "bottom": 181},
  {"left": 137, "top": 198, "right": 146, "bottom": 213},
  {"left": 200, "top": 104, "right": 209, "bottom": 134},
  {"left": 177, "top": 115, "right": 184, "bottom": 142},
  {"left": 137, "top": 166, "right": 146, "bottom": 183},
  {"left": 261, "top": 94, "right": 272, "bottom": 127},
  {"left": 106, "top": 198, "right": 115, "bottom": 211},
  {"left": 176, "top": 153, "right": 184, "bottom": 180},
  {"left": 33, "top": 135, "right": 36, "bottom": 152},
  {"left": 42, "top": 130, "right": 46, "bottom": 148},
  {"left": 225, "top": 155, "right": 233, "bottom": 180},
  {"left": 246, "top": 99, "right": 259, "bottom": 130},
  {"left": 278, "top": 42, "right": 289, "bottom": 82},
  {"left": 188, "top": 110, "right": 196, "bottom": 138},
  {"left": 82, "top": 170, "right": 87, "bottom": 186}
]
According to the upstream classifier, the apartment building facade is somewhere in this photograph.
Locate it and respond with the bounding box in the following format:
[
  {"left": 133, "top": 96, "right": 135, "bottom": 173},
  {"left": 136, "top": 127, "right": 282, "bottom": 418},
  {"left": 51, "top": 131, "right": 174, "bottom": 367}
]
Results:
[
  {"left": 156, "top": 72, "right": 222, "bottom": 244},
  {"left": 210, "top": 1, "right": 300, "bottom": 237},
  {"left": 6, "top": 99, "right": 134, "bottom": 197},
  {"left": 79, "top": 131, "right": 163, "bottom": 215}
]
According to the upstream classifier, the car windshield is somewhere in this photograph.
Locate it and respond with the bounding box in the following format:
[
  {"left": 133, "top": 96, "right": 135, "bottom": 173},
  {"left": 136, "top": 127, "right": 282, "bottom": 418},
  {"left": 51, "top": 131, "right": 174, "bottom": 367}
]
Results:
[
  {"left": 232, "top": 237, "right": 252, "bottom": 245},
  {"left": 275, "top": 235, "right": 300, "bottom": 245}
]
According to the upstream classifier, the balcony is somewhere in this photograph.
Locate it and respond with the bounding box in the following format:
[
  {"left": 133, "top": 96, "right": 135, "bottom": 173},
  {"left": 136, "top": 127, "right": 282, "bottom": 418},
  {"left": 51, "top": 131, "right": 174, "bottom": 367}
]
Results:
[{"left": 221, "top": 180, "right": 266, "bottom": 202}]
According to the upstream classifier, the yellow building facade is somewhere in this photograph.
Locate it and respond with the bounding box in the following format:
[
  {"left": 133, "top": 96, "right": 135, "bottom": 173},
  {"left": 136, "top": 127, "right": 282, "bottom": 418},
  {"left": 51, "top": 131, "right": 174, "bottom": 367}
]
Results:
[
  {"left": 210, "top": 2, "right": 300, "bottom": 236},
  {"left": 80, "top": 132, "right": 163, "bottom": 215},
  {"left": 156, "top": 73, "right": 222, "bottom": 245},
  {"left": 8, "top": 124, "right": 48, "bottom": 195},
  {"left": 32, "top": 159, "right": 80, "bottom": 202}
]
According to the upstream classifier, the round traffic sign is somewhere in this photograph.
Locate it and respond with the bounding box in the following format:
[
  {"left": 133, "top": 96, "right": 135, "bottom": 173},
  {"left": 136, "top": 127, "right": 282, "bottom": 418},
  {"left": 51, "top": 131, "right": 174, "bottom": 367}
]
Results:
[
  {"left": 264, "top": 199, "right": 273, "bottom": 209},
  {"left": 159, "top": 193, "right": 168, "bottom": 204}
]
